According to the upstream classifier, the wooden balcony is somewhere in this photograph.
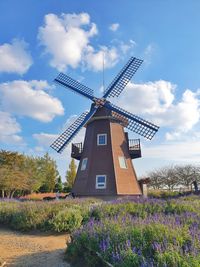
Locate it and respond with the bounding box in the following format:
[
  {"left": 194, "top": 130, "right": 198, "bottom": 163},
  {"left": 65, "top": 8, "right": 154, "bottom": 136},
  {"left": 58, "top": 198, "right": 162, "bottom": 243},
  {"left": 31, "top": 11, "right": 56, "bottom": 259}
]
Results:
[
  {"left": 71, "top": 143, "right": 83, "bottom": 160},
  {"left": 128, "top": 139, "right": 141, "bottom": 159}
]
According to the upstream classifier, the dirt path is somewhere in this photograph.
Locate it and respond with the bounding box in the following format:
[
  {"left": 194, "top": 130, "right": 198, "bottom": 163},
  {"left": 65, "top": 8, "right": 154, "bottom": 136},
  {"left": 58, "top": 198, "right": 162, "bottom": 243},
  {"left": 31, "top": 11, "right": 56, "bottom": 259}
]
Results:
[{"left": 0, "top": 228, "right": 71, "bottom": 267}]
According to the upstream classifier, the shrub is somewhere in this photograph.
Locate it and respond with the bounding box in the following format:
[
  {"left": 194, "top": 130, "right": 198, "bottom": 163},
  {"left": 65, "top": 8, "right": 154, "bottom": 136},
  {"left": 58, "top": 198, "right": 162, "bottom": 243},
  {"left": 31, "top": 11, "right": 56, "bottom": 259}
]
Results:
[
  {"left": 10, "top": 202, "right": 53, "bottom": 231},
  {"left": 0, "top": 198, "right": 97, "bottom": 232},
  {"left": 0, "top": 201, "right": 18, "bottom": 224},
  {"left": 148, "top": 190, "right": 180, "bottom": 198},
  {"left": 50, "top": 208, "right": 83, "bottom": 232}
]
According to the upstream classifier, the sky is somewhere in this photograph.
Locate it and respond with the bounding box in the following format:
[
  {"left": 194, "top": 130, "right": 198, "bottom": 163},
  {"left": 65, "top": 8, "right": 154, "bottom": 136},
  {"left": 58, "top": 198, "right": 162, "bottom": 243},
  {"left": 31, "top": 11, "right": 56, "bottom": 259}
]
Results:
[{"left": 0, "top": 0, "right": 200, "bottom": 180}]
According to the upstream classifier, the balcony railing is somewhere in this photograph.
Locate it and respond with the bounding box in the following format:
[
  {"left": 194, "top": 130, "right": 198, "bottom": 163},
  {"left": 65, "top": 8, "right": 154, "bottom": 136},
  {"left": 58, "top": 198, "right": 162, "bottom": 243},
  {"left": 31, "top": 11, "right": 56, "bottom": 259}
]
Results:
[
  {"left": 71, "top": 139, "right": 141, "bottom": 160},
  {"left": 71, "top": 143, "right": 83, "bottom": 160},
  {"left": 128, "top": 139, "right": 141, "bottom": 159}
]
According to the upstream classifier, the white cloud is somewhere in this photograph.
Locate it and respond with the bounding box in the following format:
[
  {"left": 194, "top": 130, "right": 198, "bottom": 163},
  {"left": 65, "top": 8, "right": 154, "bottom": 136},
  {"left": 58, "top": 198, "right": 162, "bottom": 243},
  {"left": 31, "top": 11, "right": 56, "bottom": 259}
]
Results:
[
  {"left": 161, "top": 89, "right": 200, "bottom": 131},
  {"left": 143, "top": 140, "right": 200, "bottom": 162},
  {"left": 143, "top": 44, "right": 155, "bottom": 65},
  {"left": 38, "top": 12, "right": 134, "bottom": 72},
  {"left": 133, "top": 137, "right": 200, "bottom": 177},
  {"left": 0, "top": 39, "right": 32, "bottom": 74},
  {"left": 165, "top": 131, "right": 182, "bottom": 141},
  {"left": 29, "top": 80, "right": 52, "bottom": 91},
  {"left": 33, "top": 114, "right": 86, "bottom": 152},
  {"left": 113, "top": 80, "right": 200, "bottom": 138},
  {"left": 85, "top": 39, "right": 138, "bottom": 71},
  {"left": 0, "top": 80, "right": 64, "bottom": 122},
  {"left": 38, "top": 13, "right": 98, "bottom": 71},
  {"left": 33, "top": 133, "right": 59, "bottom": 147},
  {"left": 0, "top": 111, "right": 23, "bottom": 144},
  {"left": 84, "top": 45, "right": 119, "bottom": 71},
  {"left": 113, "top": 80, "right": 175, "bottom": 115},
  {"left": 119, "top": 40, "right": 136, "bottom": 55},
  {"left": 34, "top": 128, "right": 85, "bottom": 150},
  {"left": 109, "top": 23, "right": 119, "bottom": 32}
]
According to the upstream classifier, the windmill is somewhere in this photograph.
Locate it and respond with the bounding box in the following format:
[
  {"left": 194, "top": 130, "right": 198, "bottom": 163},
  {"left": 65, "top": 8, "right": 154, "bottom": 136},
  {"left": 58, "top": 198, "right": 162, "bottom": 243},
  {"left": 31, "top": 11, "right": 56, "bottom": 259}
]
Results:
[{"left": 51, "top": 57, "right": 159, "bottom": 198}]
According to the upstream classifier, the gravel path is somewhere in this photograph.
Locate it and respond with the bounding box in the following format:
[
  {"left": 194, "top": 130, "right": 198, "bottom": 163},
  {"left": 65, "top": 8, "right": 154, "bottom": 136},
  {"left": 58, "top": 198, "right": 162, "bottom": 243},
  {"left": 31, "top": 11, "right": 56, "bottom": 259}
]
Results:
[{"left": 0, "top": 228, "right": 71, "bottom": 267}]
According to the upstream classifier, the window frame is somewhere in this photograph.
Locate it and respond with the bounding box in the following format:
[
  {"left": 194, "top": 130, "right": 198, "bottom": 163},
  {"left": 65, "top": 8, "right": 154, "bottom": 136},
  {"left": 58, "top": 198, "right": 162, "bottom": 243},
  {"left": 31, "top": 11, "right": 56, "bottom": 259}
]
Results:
[
  {"left": 118, "top": 156, "right": 128, "bottom": 169},
  {"left": 96, "top": 175, "right": 107, "bottom": 189},
  {"left": 97, "top": 133, "right": 107, "bottom": 146},
  {"left": 81, "top": 158, "right": 88, "bottom": 171}
]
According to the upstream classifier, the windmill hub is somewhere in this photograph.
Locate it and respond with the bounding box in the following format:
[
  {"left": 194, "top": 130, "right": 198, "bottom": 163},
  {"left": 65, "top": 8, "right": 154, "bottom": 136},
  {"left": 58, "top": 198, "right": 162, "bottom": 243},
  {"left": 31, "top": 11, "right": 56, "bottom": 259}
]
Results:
[
  {"left": 51, "top": 57, "right": 159, "bottom": 198},
  {"left": 94, "top": 97, "right": 107, "bottom": 107}
]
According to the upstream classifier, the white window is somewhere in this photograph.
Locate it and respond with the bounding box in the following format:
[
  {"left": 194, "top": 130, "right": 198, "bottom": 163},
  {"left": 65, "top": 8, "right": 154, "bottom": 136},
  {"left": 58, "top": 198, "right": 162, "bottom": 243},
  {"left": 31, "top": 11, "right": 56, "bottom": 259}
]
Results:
[
  {"left": 97, "top": 134, "right": 107, "bottom": 146},
  {"left": 96, "top": 175, "right": 106, "bottom": 189},
  {"left": 118, "top": 156, "right": 127, "bottom": 169},
  {"left": 81, "top": 158, "right": 88, "bottom": 171}
]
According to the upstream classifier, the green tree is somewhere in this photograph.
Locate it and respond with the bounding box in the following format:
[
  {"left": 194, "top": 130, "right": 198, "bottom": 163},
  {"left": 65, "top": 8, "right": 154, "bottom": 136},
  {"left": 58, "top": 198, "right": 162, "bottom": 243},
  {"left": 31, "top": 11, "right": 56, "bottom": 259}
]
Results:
[
  {"left": 0, "top": 150, "right": 28, "bottom": 198},
  {"left": 0, "top": 150, "right": 62, "bottom": 197},
  {"left": 23, "top": 156, "right": 44, "bottom": 193},
  {"left": 54, "top": 175, "right": 63, "bottom": 192},
  {"left": 39, "top": 153, "right": 59, "bottom": 192},
  {"left": 65, "top": 159, "right": 77, "bottom": 191}
]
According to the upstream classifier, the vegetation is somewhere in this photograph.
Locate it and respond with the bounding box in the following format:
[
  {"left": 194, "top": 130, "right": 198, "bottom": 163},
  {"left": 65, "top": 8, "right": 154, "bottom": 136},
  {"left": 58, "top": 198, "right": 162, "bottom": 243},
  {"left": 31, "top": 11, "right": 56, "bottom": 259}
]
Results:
[
  {"left": 0, "top": 198, "right": 97, "bottom": 232},
  {"left": 54, "top": 176, "right": 63, "bottom": 192},
  {"left": 147, "top": 164, "right": 200, "bottom": 191},
  {"left": 67, "top": 196, "right": 200, "bottom": 267},
  {"left": 65, "top": 158, "right": 77, "bottom": 191},
  {"left": 51, "top": 208, "right": 83, "bottom": 232},
  {"left": 0, "top": 150, "right": 60, "bottom": 198},
  {"left": 147, "top": 190, "right": 180, "bottom": 198},
  {"left": 1, "top": 150, "right": 200, "bottom": 266},
  {"left": 0, "top": 195, "right": 200, "bottom": 266},
  {"left": 38, "top": 152, "right": 60, "bottom": 193}
]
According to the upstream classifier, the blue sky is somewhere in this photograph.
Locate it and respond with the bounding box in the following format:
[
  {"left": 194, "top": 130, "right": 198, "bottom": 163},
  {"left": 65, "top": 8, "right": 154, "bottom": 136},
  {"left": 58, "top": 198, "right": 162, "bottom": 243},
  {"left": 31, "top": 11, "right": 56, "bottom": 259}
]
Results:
[{"left": 0, "top": 0, "right": 200, "bottom": 180}]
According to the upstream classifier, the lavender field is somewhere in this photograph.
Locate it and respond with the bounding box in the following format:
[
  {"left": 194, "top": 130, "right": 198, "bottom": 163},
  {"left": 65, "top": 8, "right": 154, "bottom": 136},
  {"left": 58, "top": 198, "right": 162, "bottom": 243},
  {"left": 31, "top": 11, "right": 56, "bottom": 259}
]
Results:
[
  {"left": 0, "top": 195, "right": 200, "bottom": 266},
  {"left": 67, "top": 196, "right": 200, "bottom": 267}
]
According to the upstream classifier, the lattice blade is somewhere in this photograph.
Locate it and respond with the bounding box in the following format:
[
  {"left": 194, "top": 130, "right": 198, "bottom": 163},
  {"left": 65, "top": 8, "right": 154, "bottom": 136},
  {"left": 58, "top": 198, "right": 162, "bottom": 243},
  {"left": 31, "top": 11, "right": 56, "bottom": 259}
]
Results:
[
  {"left": 104, "top": 102, "right": 159, "bottom": 140},
  {"left": 103, "top": 57, "right": 143, "bottom": 99},
  {"left": 51, "top": 106, "right": 98, "bottom": 153},
  {"left": 54, "top": 73, "right": 94, "bottom": 101}
]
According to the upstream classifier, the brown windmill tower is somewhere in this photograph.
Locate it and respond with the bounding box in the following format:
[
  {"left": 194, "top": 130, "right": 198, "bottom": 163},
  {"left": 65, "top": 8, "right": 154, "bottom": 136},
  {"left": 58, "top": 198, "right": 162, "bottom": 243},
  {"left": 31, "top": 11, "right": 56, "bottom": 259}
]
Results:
[{"left": 51, "top": 57, "right": 159, "bottom": 198}]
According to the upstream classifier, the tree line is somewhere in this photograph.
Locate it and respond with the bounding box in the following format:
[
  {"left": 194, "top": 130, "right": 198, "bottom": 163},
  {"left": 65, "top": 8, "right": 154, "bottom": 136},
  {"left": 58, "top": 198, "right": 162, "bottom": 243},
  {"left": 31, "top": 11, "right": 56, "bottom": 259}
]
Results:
[
  {"left": 0, "top": 150, "right": 77, "bottom": 198},
  {"left": 147, "top": 164, "right": 200, "bottom": 191}
]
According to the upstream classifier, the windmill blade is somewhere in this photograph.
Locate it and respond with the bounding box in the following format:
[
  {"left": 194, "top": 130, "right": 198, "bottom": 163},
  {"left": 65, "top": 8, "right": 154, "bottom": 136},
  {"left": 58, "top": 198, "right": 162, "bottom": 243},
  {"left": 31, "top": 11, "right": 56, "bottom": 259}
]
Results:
[
  {"left": 104, "top": 102, "right": 159, "bottom": 140},
  {"left": 54, "top": 73, "right": 94, "bottom": 101},
  {"left": 103, "top": 57, "right": 143, "bottom": 99},
  {"left": 51, "top": 106, "right": 98, "bottom": 153}
]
